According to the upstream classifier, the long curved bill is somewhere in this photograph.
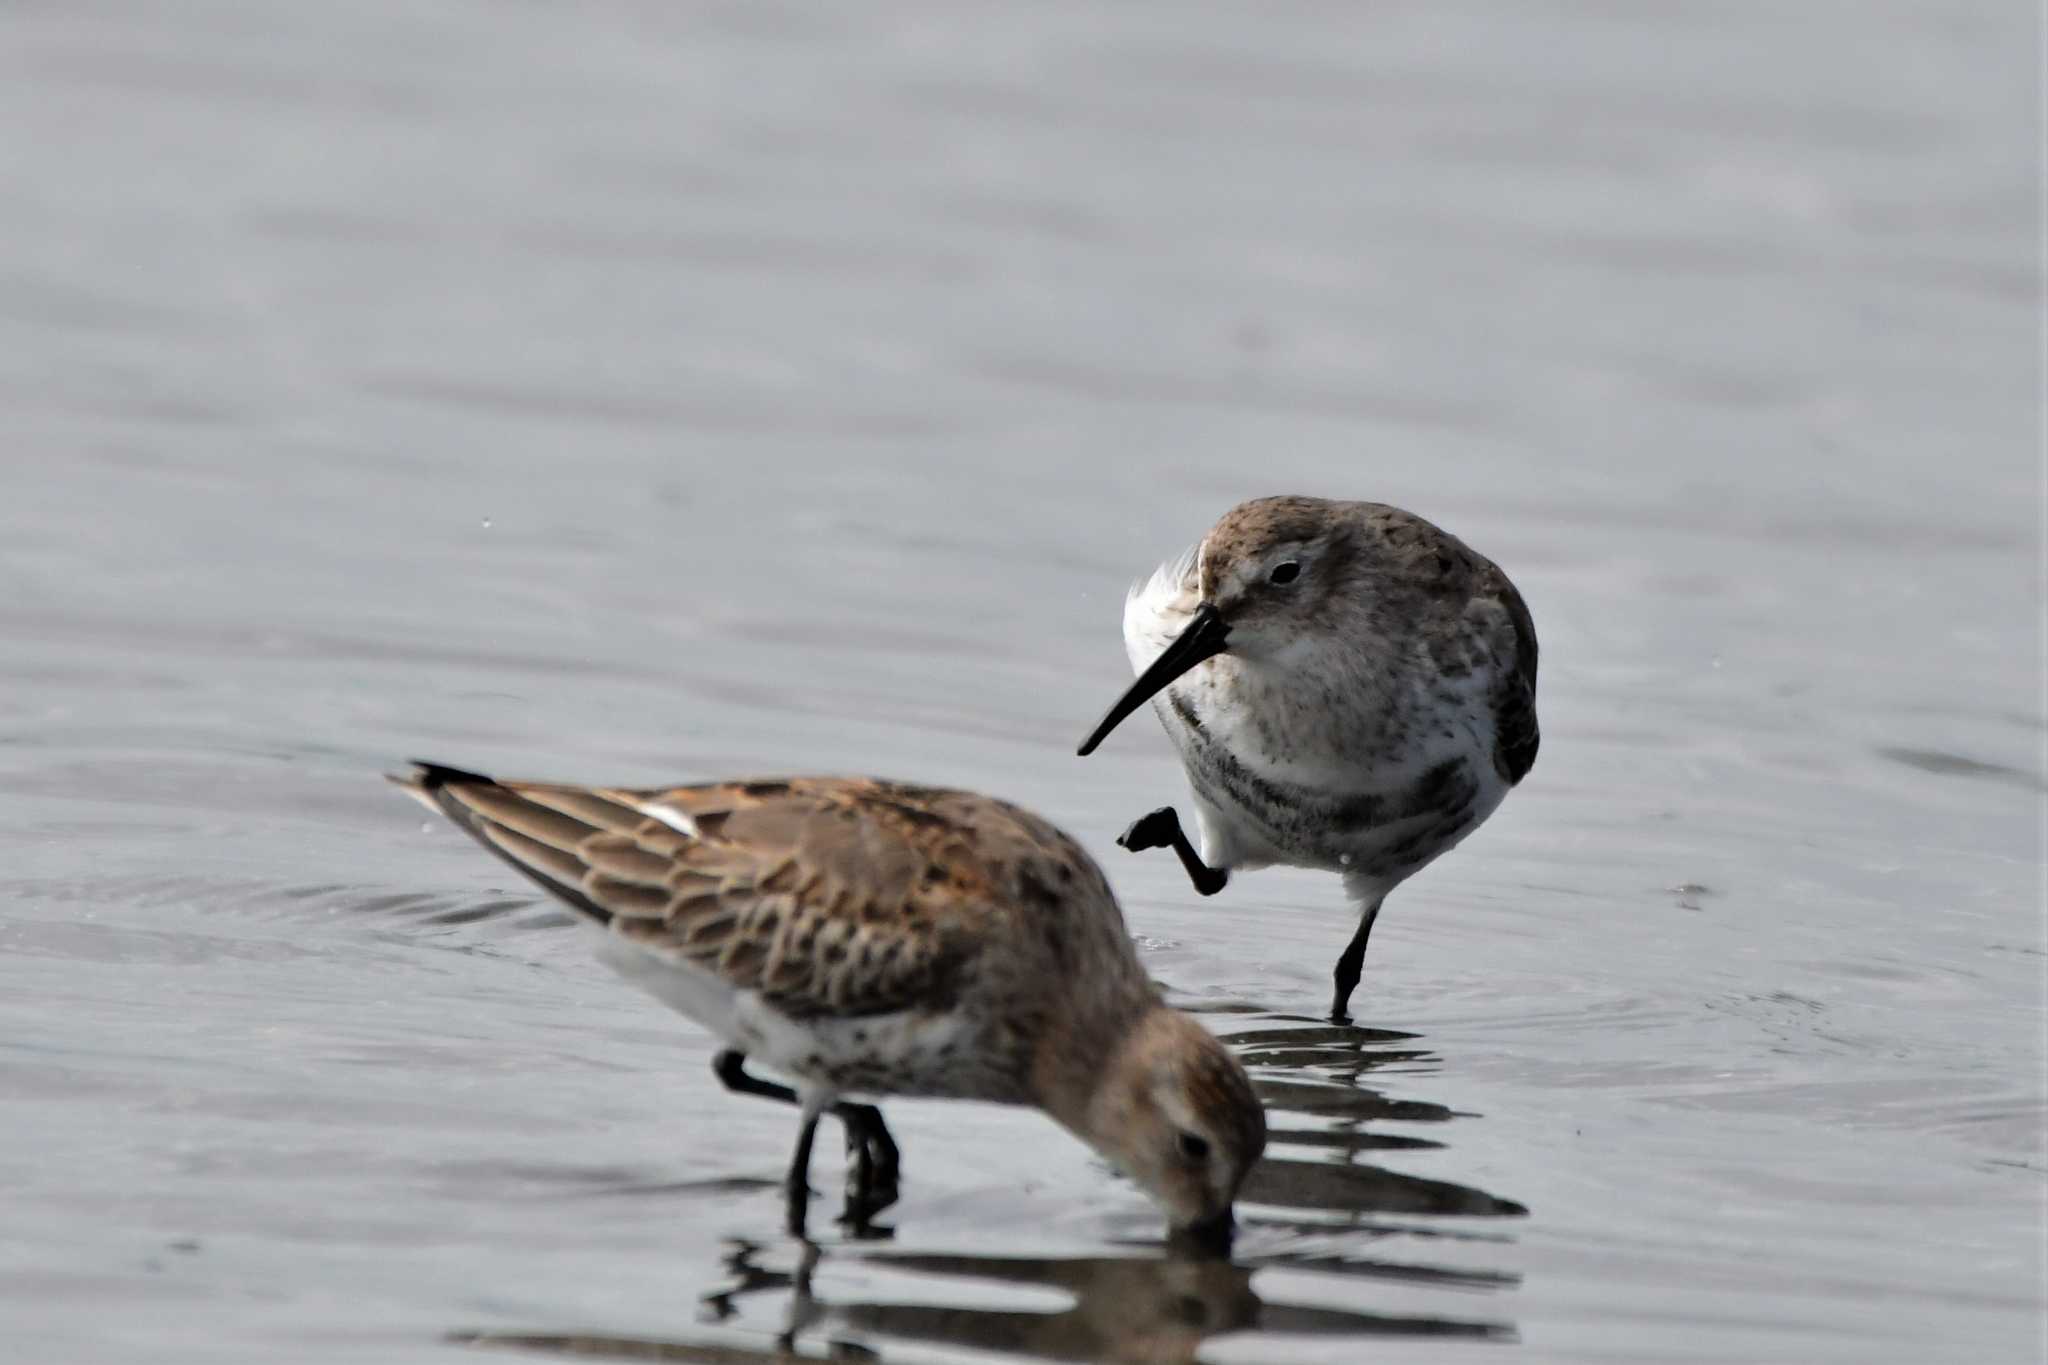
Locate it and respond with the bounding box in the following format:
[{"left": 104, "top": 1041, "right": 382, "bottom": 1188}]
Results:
[{"left": 1076, "top": 604, "right": 1230, "bottom": 756}]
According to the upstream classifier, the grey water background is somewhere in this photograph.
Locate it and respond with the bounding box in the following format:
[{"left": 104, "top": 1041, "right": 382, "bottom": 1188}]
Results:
[{"left": 1, "top": 1, "right": 2040, "bottom": 1361}]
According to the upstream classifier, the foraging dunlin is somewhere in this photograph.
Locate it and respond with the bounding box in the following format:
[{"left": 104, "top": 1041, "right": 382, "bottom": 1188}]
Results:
[
  {"left": 1076, "top": 496, "right": 1539, "bottom": 1022},
  {"left": 392, "top": 763, "right": 1265, "bottom": 1241}
]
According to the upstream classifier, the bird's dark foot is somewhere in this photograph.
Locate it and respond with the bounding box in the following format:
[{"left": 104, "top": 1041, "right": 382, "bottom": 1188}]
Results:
[
  {"left": 835, "top": 1104, "right": 900, "bottom": 1235},
  {"left": 1117, "top": 806, "right": 1182, "bottom": 852},
  {"left": 1118, "top": 806, "right": 1229, "bottom": 897},
  {"left": 1328, "top": 908, "right": 1378, "bottom": 1024},
  {"left": 851, "top": 1156, "right": 900, "bottom": 1218},
  {"left": 1329, "top": 974, "right": 1360, "bottom": 1025},
  {"left": 837, "top": 1181, "right": 897, "bottom": 1239}
]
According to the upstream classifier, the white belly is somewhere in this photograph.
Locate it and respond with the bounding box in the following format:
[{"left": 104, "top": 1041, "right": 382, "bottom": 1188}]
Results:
[
  {"left": 590, "top": 927, "right": 742, "bottom": 1040},
  {"left": 1122, "top": 556, "right": 1507, "bottom": 883},
  {"left": 587, "top": 927, "right": 991, "bottom": 1103}
]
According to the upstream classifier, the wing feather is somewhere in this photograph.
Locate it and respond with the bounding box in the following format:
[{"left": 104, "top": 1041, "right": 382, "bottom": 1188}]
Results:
[
  {"left": 393, "top": 766, "right": 991, "bottom": 1019},
  {"left": 1490, "top": 574, "right": 1541, "bottom": 786}
]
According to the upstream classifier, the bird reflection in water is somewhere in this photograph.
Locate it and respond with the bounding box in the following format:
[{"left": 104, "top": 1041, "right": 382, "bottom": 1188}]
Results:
[
  {"left": 453, "top": 1019, "right": 1522, "bottom": 1362},
  {"left": 1220, "top": 1020, "right": 1529, "bottom": 1224},
  {"left": 457, "top": 1232, "right": 1508, "bottom": 1364}
]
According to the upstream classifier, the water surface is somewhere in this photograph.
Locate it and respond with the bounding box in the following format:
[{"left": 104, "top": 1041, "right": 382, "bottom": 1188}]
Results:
[{"left": 0, "top": 2, "right": 2039, "bottom": 1361}]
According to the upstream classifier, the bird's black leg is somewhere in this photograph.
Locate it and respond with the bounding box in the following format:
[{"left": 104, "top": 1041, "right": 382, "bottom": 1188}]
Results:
[
  {"left": 1329, "top": 900, "right": 1384, "bottom": 1023},
  {"left": 715, "top": 1052, "right": 819, "bottom": 1235},
  {"left": 834, "top": 1102, "right": 900, "bottom": 1229},
  {"left": 783, "top": 1110, "right": 821, "bottom": 1237},
  {"left": 862, "top": 1109, "right": 902, "bottom": 1189},
  {"left": 715, "top": 1052, "right": 901, "bottom": 1231},
  {"left": 1118, "top": 806, "right": 1229, "bottom": 897},
  {"left": 839, "top": 1104, "right": 900, "bottom": 1196},
  {"left": 842, "top": 1113, "right": 873, "bottom": 1203}
]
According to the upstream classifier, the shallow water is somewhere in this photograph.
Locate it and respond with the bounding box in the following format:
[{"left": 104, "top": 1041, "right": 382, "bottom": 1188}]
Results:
[{"left": 0, "top": 1, "right": 2040, "bottom": 1361}]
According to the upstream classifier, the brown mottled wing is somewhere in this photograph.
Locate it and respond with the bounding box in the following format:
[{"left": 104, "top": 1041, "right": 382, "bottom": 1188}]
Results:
[
  {"left": 393, "top": 765, "right": 985, "bottom": 1019},
  {"left": 1490, "top": 574, "right": 1540, "bottom": 785}
]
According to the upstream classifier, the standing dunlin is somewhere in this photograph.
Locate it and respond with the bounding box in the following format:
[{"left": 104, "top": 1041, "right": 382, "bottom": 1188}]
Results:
[
  {"left": 1076, "top": 496, "right": 1539, "bottom": 1022},
  {"left": 392, "top": 763, "right": 1265, "bottom": 1242}
]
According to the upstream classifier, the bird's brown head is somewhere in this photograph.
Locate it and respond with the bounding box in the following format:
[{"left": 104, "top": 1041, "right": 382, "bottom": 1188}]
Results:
[
  {"left": 1192, "top": 495, "right": 1362, "bottom": 656},
  {"left": 1078, "top": 1005, "right": 1267, "bottom": 1248},
  {"left": 1077, "top": 495, "right": 1358, "bottom": 755}
]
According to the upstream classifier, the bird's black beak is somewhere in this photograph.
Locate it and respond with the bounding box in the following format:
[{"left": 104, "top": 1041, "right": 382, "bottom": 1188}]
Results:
[
  {"left": 1076, "top": 604, "right": 1231, "bottom": 756},
  {"left": 1172, "top": 1208, "right": 1237, "bottom": 1259}
]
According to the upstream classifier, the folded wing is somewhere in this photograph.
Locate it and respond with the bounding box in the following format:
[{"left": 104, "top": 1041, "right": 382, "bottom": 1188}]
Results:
[{"left": 394, "top": 764, "right": 983, "bottom": 1020}]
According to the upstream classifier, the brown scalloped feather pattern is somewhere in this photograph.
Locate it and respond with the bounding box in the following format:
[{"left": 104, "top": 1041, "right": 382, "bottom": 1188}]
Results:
[{"left": 395, "top": 769, "right": 1137, "bottom": 1022}]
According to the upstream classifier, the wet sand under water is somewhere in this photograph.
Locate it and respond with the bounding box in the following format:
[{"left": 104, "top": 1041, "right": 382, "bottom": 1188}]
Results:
[{"left": 0, "top": 0, "right": 2040, "bottom": 1361}]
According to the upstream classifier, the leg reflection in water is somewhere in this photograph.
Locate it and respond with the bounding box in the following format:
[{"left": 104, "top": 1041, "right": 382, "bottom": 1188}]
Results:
[
  {"left": 454, "top": 1233, "right": 1512, "bottom": 1364},
  {"left": 449, "top": 1014, "right": 1525, "bottom": 1362}
]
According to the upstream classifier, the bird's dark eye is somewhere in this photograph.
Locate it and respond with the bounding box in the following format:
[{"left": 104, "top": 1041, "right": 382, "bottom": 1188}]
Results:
[
  {"left": 1269, "top": 561, "right": 1300, "bottom": 585},
  {"left": 1176, "top": 1131, "right": 1210, "bottom": 1161}
]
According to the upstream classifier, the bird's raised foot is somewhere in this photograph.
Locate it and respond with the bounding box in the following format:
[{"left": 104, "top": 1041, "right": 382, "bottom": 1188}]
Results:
[
  {"left": 1117, "top": 806, "right": 1230, "bottom": 896},
  {"left": 1117, "top": 806, "right": 1183, "bottom": 852}
]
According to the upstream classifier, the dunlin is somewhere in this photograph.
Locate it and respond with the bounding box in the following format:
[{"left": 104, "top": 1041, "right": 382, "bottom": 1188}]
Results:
[
  {"left": 392, "top": 763, "right": 1265, "bottom": 1242},
  {"left": 1076, "top": 496, "right": 1539, "bottom": 1022}
]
